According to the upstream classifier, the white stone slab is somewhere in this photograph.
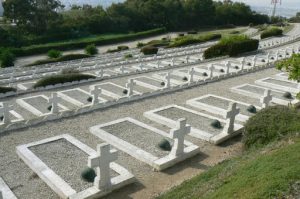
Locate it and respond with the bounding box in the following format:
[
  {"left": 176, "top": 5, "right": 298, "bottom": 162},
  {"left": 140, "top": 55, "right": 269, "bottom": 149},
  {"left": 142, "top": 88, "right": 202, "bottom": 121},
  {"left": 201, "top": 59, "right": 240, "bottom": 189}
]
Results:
[
  {"left": 16, "top": 134, "right": 135, "bottom": 199},
  {"left": 255, "top": 77, "right": 300, "bottom": 94},
  {"left": 90, "top": 117, "right": 199, "bottom": 171},
  {"left": 0, "top": 177, "right": 17, "bottom": 199},
  {"left": 89, "top": 82, "right": 140, "bottom": 99},
  {"left": 231, "top": 84, "right": 299, "bottom": 106},
  {"left": 152, "top": 73, "right": 184, "bottom": 85},
  {"left": 16, "top": 95, "right": 69, "bottom": 117},
  {"left": 144, "top": 105, "right": 243, "bottom": 144},
  {"left": 57, "top": 88, "right": 106, "bottom": 107},
  {"left": 186, "top": 94, "right": 261, "bottom": 123},
  {"left": 17, "top": 81, "right": 36, "bottom": 91},
  {"left": 133, "top": 76, "right": 171, "bottom": 90}
]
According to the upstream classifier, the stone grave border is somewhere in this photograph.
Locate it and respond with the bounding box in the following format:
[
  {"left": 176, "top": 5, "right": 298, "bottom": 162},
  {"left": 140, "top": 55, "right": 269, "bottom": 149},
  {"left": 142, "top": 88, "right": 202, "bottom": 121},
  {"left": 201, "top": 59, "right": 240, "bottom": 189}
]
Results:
[
  {"left": 16, "top": 95, "right": 69, "bottom": 117},
  {"left": 274, "top": 72, "right": 291, "bottom": 81},
  {"left": 57, "top": 88, "right": 107, "bottom": 107},
  {"left": 89, "top": 117, "right": 199, "bottom": 171},
  {"left": 230, "top": 83, "right": 300, "bottom": 106},
  {"left": 255, "top": 77, "right": 299, "bottom": 94},
  {"left": 133, "top": 76, "right": 167, "bottom": 90},
  {"left": 0, "top": 177, "right": 17, "bottom": 199},
  {"left": 143, "top": 104, "right": 243, "bottom": 144},
  {"left": 16, "top": 134, "right": 135, "bottom": 199},
  {"left": 186, "top": 94, "right": 262, "bottom": 123}
]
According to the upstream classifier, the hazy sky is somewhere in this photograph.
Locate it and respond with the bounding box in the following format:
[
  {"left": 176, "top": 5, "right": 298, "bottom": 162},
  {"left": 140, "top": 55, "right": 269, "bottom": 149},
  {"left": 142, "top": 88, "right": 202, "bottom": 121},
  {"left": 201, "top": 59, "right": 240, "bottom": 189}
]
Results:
[{"left": 229, "top": 0, "right": 300, "bottom": 8}]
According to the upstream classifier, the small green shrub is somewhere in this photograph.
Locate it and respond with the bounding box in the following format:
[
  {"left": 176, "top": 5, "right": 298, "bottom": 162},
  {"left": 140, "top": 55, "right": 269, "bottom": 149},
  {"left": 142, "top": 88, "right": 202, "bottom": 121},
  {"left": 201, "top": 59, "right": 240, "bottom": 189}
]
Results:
[
  {"left": 47, "top": 49, "right": 62, "bottom": 59},
  {"left": 261, "top": 27, "right": 283, "bottom": 39},
  {"left": 243, "top": 106, "right": 300, "bottom": 149},
  {"left": 33, "top": 73, "right": 96, "bottom": 88},
  {"left": 203, "top": 72, "right": 208, "bottom": 76},
  {"left": 137, "top": 42, "right": 145, "bottom": 48},
  {"left": 178, "top": 33, "right": 185, "bottom": 37},
  {"left": 211, "top": 120, "right": 222, "bottom": 129},
  {"left": 297, "top": 93, "right": 300, "bottom": 100},
  {"left": 141, "top": 46, "right": 158, "bottom": 55},
  {"left": 247, "top": 105, "right": 257, "bottom": 113},
  {"left": 0, "top": 86, "right": 16, "bottom": 94},
  {"left": 283, "top": 92, "right": 293, "bottom": 99},
  {"left": 117, "top": 45, "right": 129, "bottom": 51},
  {"left": 81, "top": 167, "right": 96, "bottom": 183},
  {"left": 0, "top": 49, "right": 15, "bottom": 68},
  {"left": 124, "top": 54, "right": 133, "bottom": 59},
  {"left": 123, "top": 89, "right": 128, "bottom": 94},
  {"left": 161, "top": 82, "right": 165, "bottom": 86},
  {"left": 229, "top": 30, "right": 240, "bottom": 34},
  {"left": 220, "top": 69, "right": 225, "bottom": 73},
  {"left": 87, "top": 96, "right": 93, "bottom": 102},
  {"left": 47, "top": 105, "right": 52, "bottom": 111},
  {"left": 182, "top": 76, "right": 188, "bottom": 81},
  {"left": 187, "top": 31, "right": 198, "bottom": 34},
  {"left": 158, "top": 139, "right": 172, "bottom": 151},
  {"left": 85, "top": 44, "right": 98, "bottom": 55}
]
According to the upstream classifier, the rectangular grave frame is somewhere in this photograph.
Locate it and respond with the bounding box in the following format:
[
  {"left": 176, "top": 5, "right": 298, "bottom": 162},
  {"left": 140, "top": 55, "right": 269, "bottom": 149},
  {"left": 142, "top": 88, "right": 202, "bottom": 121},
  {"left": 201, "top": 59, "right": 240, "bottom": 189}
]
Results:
[
  {"left": 152, "top": 73, "right": 183, "bottom": 85},
  {"left": 274, "top": 72, "right": 291, "bottom": 81},
  {"left": 17, "top": 81, "right": 36, "bottom": 91},
  {"left": 133, "top": 76, "right": 169, "bottom": 90},
  {"left": 16, "top": 95, "right": 69, "bottom": 117},
  {"left": 16, "top": 134, "right": 135, "bottom": 199},
  {"left": 0, "top": 177, "right": 17, "bottom": 199},
  {"left": 186, "top": 94, "right": 261, "bottom": 123},
  {"left": 57, "top": 88, "right": 107, "bottom": 107},
  {"left": 231, "top": 84, "right": 299, "bottom": 106},
  {"left": 144, "top": 105, "right": 243, "bottom": 144},
  {"left": 255, "top": 77, "right": 299, "bottom": 94},
  {"left": 89, "top": 82, "right": 141, "bottom": 99},
  {"left": 90, "top": 117, "right": 199, "bottom": 171}
]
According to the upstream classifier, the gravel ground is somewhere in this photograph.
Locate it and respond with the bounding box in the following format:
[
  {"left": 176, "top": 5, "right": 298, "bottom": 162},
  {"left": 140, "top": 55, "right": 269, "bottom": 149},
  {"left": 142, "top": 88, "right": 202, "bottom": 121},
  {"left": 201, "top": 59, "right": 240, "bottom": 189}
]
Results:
[
  {"left": 264, "top": 78, "right": 298, "bottom": 88},
  {"left": 156, "top": 107, "right": 224, "bottom": 136},
  {"left": 29, "top": 139, "right": 94, "bottom": 192},
  {"left": 197, "top": 96, "right": 256, "bottom": 117},
  {"left": 101, "top": 121, "right": 173, "bottom": 158},
  {"left": 135, "top": 77, "right": 165, "bottom": 88},
  {"left": 0, "top": 65, "right": 291, "bottom": 199}
]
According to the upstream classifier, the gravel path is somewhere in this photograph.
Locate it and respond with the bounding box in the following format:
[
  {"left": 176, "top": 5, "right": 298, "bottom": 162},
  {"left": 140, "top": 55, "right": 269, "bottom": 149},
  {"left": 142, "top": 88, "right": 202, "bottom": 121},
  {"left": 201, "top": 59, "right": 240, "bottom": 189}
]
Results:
[{"left": 264, "top": 78, "right": 298, "bottom": 88}]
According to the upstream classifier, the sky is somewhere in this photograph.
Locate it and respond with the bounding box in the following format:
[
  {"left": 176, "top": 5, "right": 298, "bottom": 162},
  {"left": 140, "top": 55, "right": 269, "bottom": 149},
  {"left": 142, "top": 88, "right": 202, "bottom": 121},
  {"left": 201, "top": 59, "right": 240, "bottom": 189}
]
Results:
[{"left": 228, "top": 0, "right": 300, "bottom": 9}]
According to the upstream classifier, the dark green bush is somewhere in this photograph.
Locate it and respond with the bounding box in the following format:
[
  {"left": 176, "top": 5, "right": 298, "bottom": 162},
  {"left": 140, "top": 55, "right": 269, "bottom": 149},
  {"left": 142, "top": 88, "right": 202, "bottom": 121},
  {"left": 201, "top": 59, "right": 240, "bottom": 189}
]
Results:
[
  {"left": 81, "top": 167, "right": 96, "bottom": 183},
  {"left": 47, "top": 49, "right": 62, "bottom": 59},
  {"left": 124, "top": 54, "right": 133, "bottom": 59},
  {"left": 107, "top": 45, "right": 129, "bottom": 53},
  {"left": 0, "top": 49, "right": 15, "bottom": 68},
  {"left": 117, "top": 45, "right": 129, "bottom": 51},
  {"left": 243, "top": 106, "right": 300, "bottom": 149},
  {"left": 187, "top": 31, "right": 198, "bottom": 34},
  {"left": 137, "top": 42, "right": 145, "bottom": 48},
  {"left": 85, "top": 44, "right": 98, "bottom": 55},
  {"left": 283, "top": 92, "right": 293, "bottom": 99},
  {"left": 26, "top": 54, "right": 91, "bottom": 67},
  {"left": 141, "top": 46, "right": 158, "bottom": 55},
  {"left": 169, "top": 34, "right": 221, "bottom": 48},
  {"left": 147, "top": 39, "right": 170, "bottom": 47},
  {"left": 0, "top": 86, "right": 17, "bottom": 94},
  {"left": 261, "top": 28, "right": 283, "bottom": 39},
  {"left": 33, "top": 73, "right": 96, "bottom": 88},
  {"left": 211, "top": 120, "right": 222, "bottom": 129},
  {"left": 158, "top": 139, "right": 172, "bottom": 151},
  {"left": 247, "top": 105, "right": 257, "bottom": 113},
  {"left": 204, "top": 36, "right": 259, "bottom": 59}
]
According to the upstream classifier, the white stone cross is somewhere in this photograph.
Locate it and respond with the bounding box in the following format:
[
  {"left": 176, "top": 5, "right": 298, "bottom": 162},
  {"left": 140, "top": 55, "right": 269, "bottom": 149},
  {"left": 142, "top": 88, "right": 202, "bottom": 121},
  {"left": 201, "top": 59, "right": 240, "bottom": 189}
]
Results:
[
  {"left": 164, "top": 72, "right": 171, "bottom": 88},
  {"left": 90, "top": 86, "right": 102, "bottom": 105},
  {"left": 241, "top": 57, "right": 246, "bottom": 70},
  {"left": 126, "top": 79, "right": 136, "bottom": 96},
  {"left": 0, "top": 102, "right": 13, "bottom": 124},
  {"left": 252, "top": 56, "right": 257, "bottom": 67},
  {"left": 276, "top": 50, "right": 280, "bottom": 61},
  {"left": 139, "top": 63, "right": 143, "bottom": 70},
  {"left": 208, "top": 64, "right": 214, "bottom": 78},
  {"left": 225, "top": 61, "right": 231, "bottom": 74},
  {"left": 96, "top": 68, "right": 104, "bottom": 78},
  {"left": 266, "top": 53, "right": 270, "bottom": 64},
  {"left": 157, "top": 60, "right": 161, "bottom": 68},
  {"left": 170, "top": 118, "right": 190, "bottom": 157},
  {"left": 223, "top": 102, "right": 240, "bottom": 135},
  {"left": 48, "top": 93, "right": 61, "bottom": 114},
  {"left": 171, "top": 58, "right": 175, "bottom": 66},
  {"left": 185, "top": 55, "right": 190, "bottom": 64},
  {"left": 88, "top": 143, "right": 118, "bottom": 190},
  {"left": 188, "top": 68, "right": 195, "bottom": 83},
  {"left": 260, "top": 89, "right": 272, "bottom": 108},
  {"left": 120, "top": 65, "right": 125, "bottom": 74},
  {"left": 284, "top": 48, "right": 288, "bottom": 58}
]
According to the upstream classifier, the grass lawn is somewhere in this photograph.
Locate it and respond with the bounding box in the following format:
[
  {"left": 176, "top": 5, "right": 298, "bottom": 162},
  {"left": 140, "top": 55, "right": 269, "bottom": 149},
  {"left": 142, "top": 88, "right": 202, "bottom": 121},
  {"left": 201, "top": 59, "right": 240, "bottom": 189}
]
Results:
[{"left": 157, "top": 137, "right": 300, "bottom": 199}]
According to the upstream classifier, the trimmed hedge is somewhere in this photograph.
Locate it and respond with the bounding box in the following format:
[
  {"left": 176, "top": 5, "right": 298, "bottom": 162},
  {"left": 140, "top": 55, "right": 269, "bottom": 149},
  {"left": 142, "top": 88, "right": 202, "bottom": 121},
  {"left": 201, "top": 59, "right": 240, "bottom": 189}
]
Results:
[
  {"left": 261, "top": 28, "right": 283, "bottom": 39},
  {"left": 168, "top": 33, "right": 221, "bottom": 48},
  {"left": 147, "top": 39, "right": 170, "bottom": 47},
  {"left": 141, "top": 46, "right": 159, "bottom": 55},
  {"left": 107, "top": 45, "right": 129, "bottom": 53},
  {"left": 26, "top": 54, "right": 92, "bottom": 67},
  {"left": 33, "top": 73, "right": 96, "bottom": 88},
  {"left": 85, "top": 44, "right": 98, "bottom": 55},
  {"left": 204, "top": 36, "right": 259, "bottom": 59},
  {"left": 47, "top": 50, "right": 62, "bottom": 59},
  {"left": 0, "top": 86, "right": 17, "bottom": 94},
  {"left": 0, "top": 49, "right": 15, "bottom": 68},
  {"left": 11, "top": 28, "right": 166, "bottom": 57}
]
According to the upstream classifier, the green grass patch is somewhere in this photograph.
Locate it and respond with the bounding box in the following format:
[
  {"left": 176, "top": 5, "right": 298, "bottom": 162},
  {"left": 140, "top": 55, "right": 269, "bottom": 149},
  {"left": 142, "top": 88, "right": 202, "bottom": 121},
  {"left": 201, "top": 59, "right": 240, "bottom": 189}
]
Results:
[
  {"left": 157, "top": 137, "right": 300, "bottom": 199},
  {"left": 11, "top": 28, "right": 166, "bottom": 57},
  {"left": 168, "top": 33, "right": 221, "bottom": 48},
  {"left": 243, "top": 106, "right": 300, "bottom": 149},
  {"left": 33, "top": 73, "right": 96, "bottom": 88},
  {"left": 26, "top": 54, "right": 92, "bottom": 67},
  {"left": 261, "top": 27, "right": 283, "bottom": 39},
  {"left": 0, "top": 86, "right": 16, "bottom": 94}
]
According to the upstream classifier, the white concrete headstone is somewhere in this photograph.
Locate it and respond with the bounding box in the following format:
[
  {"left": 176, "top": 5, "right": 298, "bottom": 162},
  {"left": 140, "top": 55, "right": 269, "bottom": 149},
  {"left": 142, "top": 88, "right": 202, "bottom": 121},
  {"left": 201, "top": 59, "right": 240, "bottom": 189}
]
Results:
[
  {"left": 252, "top": 56, "right": 257, "bottom": 67},
  {"left": 185, "top": 56, "right": 190, "bottom": 64},
  {"left": 120, "top": 66, "right": 125, "bottom": 74},
  {"left": 90, "top": 86, "right": 102, "bottom": 105},
  {"left": 48, "top": 93, "right": 61, "bottom": 114},
  {"left": 0, "top": 102, "right": 12, "bottom": 124},
  {"left": 223, "top": 102, "right": 240, "bottom": 135},
  {"left": 170, "top": 118, "right": 190, "bottom": 157},
  {"left": 226, "top": 61, "right": 231, "bottom": 74},
  {"left": 126, "top": 79, "right": 136, "bottom": 96},
  {"left": 209, "top": 64, "right": 214, "bottom": 78},
  {"left": 171, "top": 58, "right": 175, "bottom": 66},
  {"left": 241, "top": 57, "right": 246, "bottom": 70},
  {"left": 260, "top": 89, "right": 272, "bottom": 108},
  {"left": 188, "top": 68, "right": 195, "bottom": 83},
  {"left": 88, "top": 143, "right": 118, "bottom": 190}
]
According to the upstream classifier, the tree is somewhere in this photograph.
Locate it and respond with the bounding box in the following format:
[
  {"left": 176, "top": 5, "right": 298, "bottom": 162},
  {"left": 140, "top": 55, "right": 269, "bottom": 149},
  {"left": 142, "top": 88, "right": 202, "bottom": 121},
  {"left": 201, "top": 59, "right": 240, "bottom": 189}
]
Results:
[
  {"left": 3, "top": 0, "right": 64, "bottom": 34},
  {"left": 0, "top": 49, "right": 15, "bottom": 68}
]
